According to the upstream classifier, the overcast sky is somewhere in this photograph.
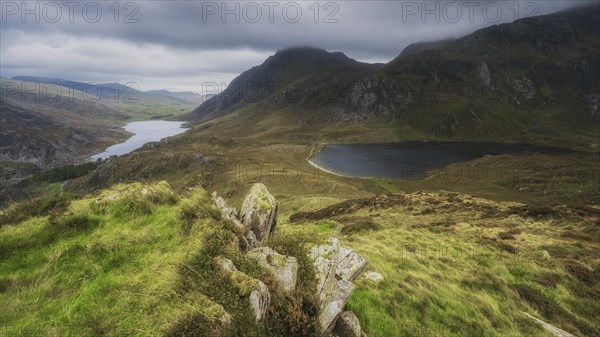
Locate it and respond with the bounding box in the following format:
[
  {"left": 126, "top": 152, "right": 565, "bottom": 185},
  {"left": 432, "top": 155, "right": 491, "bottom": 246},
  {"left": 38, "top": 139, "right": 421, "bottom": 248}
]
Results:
[{"left": 0, "top": 0, "right": 592, "bottom": 92}]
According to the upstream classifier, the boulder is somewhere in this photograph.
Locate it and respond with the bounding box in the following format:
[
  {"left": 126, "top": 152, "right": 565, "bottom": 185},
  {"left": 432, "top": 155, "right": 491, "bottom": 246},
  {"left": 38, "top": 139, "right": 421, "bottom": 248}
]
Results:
[
  {"left": 240, "top": 183, "right": 279, "bottom": 247},
  {"left": 364, "top": 272, "right": 384, "bottom": 283},
  {"left": 333, "top": 279, "right": 355, "bottom": 307},
  {"left": 214, "top": 256, "right": 270, "bottom": 321},
  {"left": 333, "top": 311, "right": 362, "bottom": 337},
  {"left": 248, "top": 247, "right": 298, "bottom": 292}
]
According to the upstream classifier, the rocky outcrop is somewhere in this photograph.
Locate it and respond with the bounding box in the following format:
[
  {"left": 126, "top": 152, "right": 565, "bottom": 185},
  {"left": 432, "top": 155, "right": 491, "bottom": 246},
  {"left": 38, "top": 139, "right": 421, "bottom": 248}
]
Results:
[
  {"left": 248, "top": 247, "right": 298, "bottom": 292},
  {"left": 309, "top": 237, "right": 367, "bottom": 335},
  {"left": 512, "top": 77, "right": 537, "bottom": 102},
  {"left": 240, "top": 183, "right": 279, "bottom": 248},
  {"left": 475, "top": 63, "right": 492, "bottom": 90},
  {"left": 212, "top": 186, "right": 369, "bottom": 335},
  {"left": 212, "top": 183, "right": 278, "bottom": 251},
  {"left": 214, "top": 256, "right": 270, "bottom": 321}
]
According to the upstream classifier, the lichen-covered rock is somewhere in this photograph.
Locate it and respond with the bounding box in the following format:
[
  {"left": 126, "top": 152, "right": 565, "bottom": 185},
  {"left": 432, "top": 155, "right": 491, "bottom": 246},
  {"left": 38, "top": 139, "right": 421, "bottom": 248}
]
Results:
[
  {"left": 214, "top": 196, "right": 245, "bottom": 235},
  {"left": 319, "top": 301, "right": 342, "bottom": 335},
  {"left": 214, "top": 256, "right": 270, "bottom": 321},
  {"left": 240, "top": 183, "right": 279, "bottom": 247},
  {"left": 336, "top": 246, "right": 367, "bottom": 282},
  {"left": 249, "top": 281, "right": 270, "bottom": 322},
  {"left": 333, "top": 279, "right": 354, "bottom": 307},
  {"left": 309, "top": 237, "right": 341, "bottom": 305},
  {"left": 248, "top": 247, "right": 298, "bottom": 292},
  {"left": 309, "top": 237, "right": 367, "bottom": 335},
  {"left": 333, "top": 311, "right": 362, "bottom": 337}
]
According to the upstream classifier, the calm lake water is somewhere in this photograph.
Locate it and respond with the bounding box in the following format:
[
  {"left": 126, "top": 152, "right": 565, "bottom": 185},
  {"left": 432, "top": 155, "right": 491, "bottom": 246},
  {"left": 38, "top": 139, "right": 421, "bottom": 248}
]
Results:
[
  {"left": 309, "top": 141, "right": 573, "bottom": 180},
  {"left": 91, "top": 121, "right": 187, "bottom": 160}
]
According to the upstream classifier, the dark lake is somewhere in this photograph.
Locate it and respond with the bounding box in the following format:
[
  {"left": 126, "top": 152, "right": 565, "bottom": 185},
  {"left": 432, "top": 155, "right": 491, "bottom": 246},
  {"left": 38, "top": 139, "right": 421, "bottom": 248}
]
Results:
[
  {"left": 309, "top": 141, "right": 573, "bottom": 180},
  {"left": 91, "top": 121, "right": 187, "bottom": 160}
]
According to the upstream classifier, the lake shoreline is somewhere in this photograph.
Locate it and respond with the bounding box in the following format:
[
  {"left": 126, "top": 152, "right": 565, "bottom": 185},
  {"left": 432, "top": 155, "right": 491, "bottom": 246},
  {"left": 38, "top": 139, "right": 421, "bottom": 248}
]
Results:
[
  {"left": 90, "top": 120, "right": 188, "bottom": 160},
  {"left": 308, "top": 141, "right": 577, "bottom": 180}
]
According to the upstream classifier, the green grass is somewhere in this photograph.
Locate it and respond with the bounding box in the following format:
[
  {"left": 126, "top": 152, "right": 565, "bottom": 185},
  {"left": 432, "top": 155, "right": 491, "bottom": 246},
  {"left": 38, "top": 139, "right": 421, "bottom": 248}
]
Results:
[
  {"left": 0, "top": 182, "right": 321, "bottom": 336},
  {"left": 279, "top": 191, "right": 600, "bottom": 337}
]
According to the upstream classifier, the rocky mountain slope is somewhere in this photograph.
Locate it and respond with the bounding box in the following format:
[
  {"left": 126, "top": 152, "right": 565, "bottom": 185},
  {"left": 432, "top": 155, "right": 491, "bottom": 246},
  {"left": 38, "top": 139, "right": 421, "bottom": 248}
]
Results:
[
  {"left": 191, "top": 47, "right": 383, "bottom": 121},
  {"left": 189, "top": 5, "right": 600, "bottom": 146},
  {"left": 0, "top": 76, "right": 198, "bottom": 171},
  {"left": 0, "top": 99, "right": 125, "bottom": 167}
]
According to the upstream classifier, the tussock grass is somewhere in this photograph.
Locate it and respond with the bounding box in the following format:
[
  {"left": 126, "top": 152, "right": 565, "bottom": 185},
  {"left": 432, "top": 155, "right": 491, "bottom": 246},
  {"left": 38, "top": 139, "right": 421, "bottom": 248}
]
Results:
[
  {"left": 282, "top": 191, "right": 599, "bottom": 337},
  {"left": 0, "top": 181, "right": 324, "bottom": 336}
]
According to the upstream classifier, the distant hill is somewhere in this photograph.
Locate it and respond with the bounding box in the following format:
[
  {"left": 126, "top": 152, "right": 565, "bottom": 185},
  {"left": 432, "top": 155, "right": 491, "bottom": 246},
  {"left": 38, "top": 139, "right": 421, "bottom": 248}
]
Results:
[
  {"left": 11, "top": 76, "right": 198, "bottom": 119},
  {"left": 0, "top": 78, "right": 128, "bottom": 167},
  {"left": 189, "top": 4, "right": 600, "bottom": 146},
  {"left": 0, "top": 76, "right": 197, "bottom": 169},
  {"left": 146, "top": 89, "right": 205, "bottom": 104}
]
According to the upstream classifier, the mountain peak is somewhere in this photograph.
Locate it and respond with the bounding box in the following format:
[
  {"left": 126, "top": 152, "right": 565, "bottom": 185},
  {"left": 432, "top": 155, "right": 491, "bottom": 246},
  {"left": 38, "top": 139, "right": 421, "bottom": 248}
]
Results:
[{"left": 191, "top": 47, "right": 380, "bottom": 120}]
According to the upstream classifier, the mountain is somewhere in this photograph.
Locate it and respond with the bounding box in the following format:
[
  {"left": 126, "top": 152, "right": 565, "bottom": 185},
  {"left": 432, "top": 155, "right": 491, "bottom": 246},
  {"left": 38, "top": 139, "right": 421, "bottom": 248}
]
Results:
[
  {"left": 398, "top": 39, "right": 451, "bottom": 57},
  {"left": 146, "top": 89, "right": 205, "bottom": 104},
  {"left": 191, "top": 47, "right": 383, "bottom": 121},
  {"left": 0, "top": 99, "right": 126, "bottom": 167},
  {"left": 0, "top": 76, "right": 199, "bottom": 168},
  {"left": 0, "top": 77, "right": 133, "bottom": 167},
  {"left": 189, "top": 5, "right": 600, "bottom": 146},
  {"left": 11, "top": 76, "right": 198, "bottom": 119}
]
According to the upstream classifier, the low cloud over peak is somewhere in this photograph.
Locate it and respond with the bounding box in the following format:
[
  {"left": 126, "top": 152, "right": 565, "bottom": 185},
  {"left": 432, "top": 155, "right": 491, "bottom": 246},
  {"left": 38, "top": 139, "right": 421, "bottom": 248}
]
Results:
[{"left": 1, "top": 0, "right": 589, "bottom": 91}]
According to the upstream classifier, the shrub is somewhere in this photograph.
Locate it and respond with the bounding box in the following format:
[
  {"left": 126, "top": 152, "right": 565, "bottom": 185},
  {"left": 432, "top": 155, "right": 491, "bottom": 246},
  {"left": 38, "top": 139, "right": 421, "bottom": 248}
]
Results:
[
  {"left": 339, "top": 219, "right": 381, "bottom": 234},
  {"left": 267, "top": 233, "right": 322, "bottom": 337}
]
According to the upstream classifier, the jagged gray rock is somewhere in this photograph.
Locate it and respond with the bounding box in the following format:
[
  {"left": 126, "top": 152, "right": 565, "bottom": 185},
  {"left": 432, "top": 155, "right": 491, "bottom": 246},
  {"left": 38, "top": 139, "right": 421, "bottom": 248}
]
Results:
[
  {"left": 309, "top": 237, "right": 367, "bottom": 335},
  {"left": 212, "top": 186, "right": 370, "bottom": 334},
  {"left": 214, "top": 256, "right": 270, "bottom": 322},
  {"left": 249, "top": 281, "right": 270, "bottom": 322},
  {"left": 333, "top": 311, "right": 362, "bottom": 337},
  {"left": 319, "top": 301, "right": 342, "bottom": 335},
  {"left": 240, "top": 183, "right": 279, "bottom": 248},
  {"left": 248, "top": 247, "right": 298, "bottom": 292},
  {"left": 310, "top": 237, "right": 341, "bottom": 306},
  {"left": 337, "top": 246, "right": 367, "bottom": 282}
]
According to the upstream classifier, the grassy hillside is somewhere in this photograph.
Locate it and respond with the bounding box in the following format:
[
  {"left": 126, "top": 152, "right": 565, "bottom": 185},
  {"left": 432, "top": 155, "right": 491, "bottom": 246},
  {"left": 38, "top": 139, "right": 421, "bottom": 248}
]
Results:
[
  {"left": 2, "top": 76, "right": 197, "bottom": 123},
  {"left": 0, "top": 182, "right": 324, "bottom": 336},
  {"left": 1, "top": 181, "right": 598, "bottom": 336},
  {"left": 283, "top": 192, "right": 600, "bottom": 337}
]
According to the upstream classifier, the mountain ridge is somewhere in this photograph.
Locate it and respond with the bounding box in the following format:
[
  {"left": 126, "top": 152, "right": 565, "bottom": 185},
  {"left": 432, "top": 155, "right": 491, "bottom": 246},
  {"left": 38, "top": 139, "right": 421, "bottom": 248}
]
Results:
[{"left": 189, "top": 4, "right": 600, "bottom": 145}]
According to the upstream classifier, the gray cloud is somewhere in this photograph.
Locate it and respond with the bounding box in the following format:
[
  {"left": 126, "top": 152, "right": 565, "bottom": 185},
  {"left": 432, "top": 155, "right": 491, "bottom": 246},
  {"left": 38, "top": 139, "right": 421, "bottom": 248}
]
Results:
[{"left": 0, "top": 0, "right": 590, "bottom": 91}]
